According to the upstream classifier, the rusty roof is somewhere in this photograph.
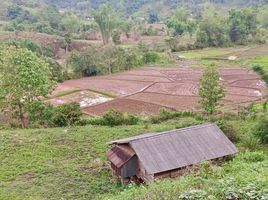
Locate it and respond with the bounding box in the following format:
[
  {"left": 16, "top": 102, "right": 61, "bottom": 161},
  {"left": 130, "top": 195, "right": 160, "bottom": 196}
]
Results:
[
  {"left": 109, "top": 123, "right": 238, "bottom": 174},
  {"left": 106, "top": 145, "right": 135, "bottom": 168}
]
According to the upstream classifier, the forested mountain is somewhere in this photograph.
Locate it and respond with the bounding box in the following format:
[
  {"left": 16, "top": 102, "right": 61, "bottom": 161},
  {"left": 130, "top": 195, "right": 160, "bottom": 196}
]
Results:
[
  {"left": 42, "top": 0, "right": 268, "bottom": 13},
  {"left": 1, "top": 0, "right": 267, "bottom": 17}
]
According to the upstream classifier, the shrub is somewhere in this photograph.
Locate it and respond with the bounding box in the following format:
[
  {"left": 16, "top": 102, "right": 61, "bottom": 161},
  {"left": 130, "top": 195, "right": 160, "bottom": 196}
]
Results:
[
  {"left": 75, "top": 110, "right": 141, "bottom": 127},
  {"left": 27, "top": 101, "right": 54, "bottom": 127},
  {"left": 112, "top": 31, "right": 121, "bottom": 45},
  {"left": 242, "top": 133, "right": 260, "bottom": 150},
  {"left": 52, "top": 103, "right": 82, "bottom": 127},
  {"left": 254, "top": 117, "right": 268, "bottom": 144},
  {"left": 150, "top": 109, "right": 200, "bottom": 124},
  {"left": 239, "top": 151, "right": 266, "bottom": 162},
  {"left": 216, "top": 120, "right": 240, "bottom": 142},
  {"left": 102, "top": 110, "right": 140, "bottom": 126},
  {"left": 179, "top": 189, "right": 207, "bottom": 200},
  {"left": 143, "top": 52, "right": 160, "bottom": 63},
  {"left": 27, "top": 101, "right": 81, "bottom": 127},
  {"left": 252, "top": 64, "right": 268, "bottom": 85}
]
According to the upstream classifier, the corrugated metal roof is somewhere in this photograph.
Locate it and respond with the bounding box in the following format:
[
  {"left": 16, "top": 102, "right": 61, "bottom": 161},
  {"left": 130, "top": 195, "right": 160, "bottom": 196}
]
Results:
[
  {"left": 106, "top": 145, "right": 135, "bottom": 168},
  {"left": 109, "top": 123, "right": 238, "bottom": 174}
]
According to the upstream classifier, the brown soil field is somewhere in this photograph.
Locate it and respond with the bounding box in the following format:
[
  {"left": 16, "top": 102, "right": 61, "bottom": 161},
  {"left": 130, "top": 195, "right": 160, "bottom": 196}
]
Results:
[
  {"left": 126, "top": 92, "right": 200, "bottom": 111},
  {"left": 229, "top": 44, "right": 268, "bottom": 58},
  {"left": 55, "top": 78, "right": 153, "bottom": 97},
  {"left": 145, "top": 82, "right": 198, "bottom": 96},
  {"left": 52, "top": 66, "right": 267, "bottom": 116},
  {"left": 83, "top": 99, "right": 166, "bottom": 116}
]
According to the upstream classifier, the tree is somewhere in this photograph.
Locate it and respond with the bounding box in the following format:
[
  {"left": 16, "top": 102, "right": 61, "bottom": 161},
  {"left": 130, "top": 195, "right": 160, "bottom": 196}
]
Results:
[
  {"left": 166, "top": 7, "right": 194, "bottom": 36},
  {"left": 198, "top": 67, "right": 225, "bottom": 116},
  {"left": 196, "top": 3, "right": 229, "bottom": 48},
  {"left": 0, "top": 46, "right": 55, "bottom": 128},
  {"left": 69, "top": 47, "right": 99, "bottom": 77},
  {"left": 6, "top": 5, "right": 23, "bottom": 20},
  {"left": 228, "top": 8, "right": 258, "bottom": 43},
  {"left": 93, "top": 4, "right": 117, "bottom": 45},
  {"left": 64, "top": 33, "right": 72, "bottom": 55},
  {"left": 148, "top": 11, "right": 159, "bottom": 24}
]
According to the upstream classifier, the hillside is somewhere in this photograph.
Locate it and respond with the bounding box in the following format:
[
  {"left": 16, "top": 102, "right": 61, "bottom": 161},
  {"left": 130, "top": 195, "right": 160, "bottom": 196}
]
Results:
[
  {"left": 1, "top": 0, "right": 267, "bottom": 18},
  {"left": 0, "top": 116, "right": 268, "bottom": 199}
]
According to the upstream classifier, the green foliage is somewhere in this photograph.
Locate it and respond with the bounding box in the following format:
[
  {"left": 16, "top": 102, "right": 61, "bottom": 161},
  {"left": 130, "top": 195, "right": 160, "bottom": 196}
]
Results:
[
  {"left": 238, "top": 151, "right": 265, "bottom": 162},
  {"left": 198, "top": 67, "right": 226, "bottom": 115},
  {"left": 142, "top": 25, "right": 158, "bottom": 36},
  {"left": 242, "top": 133, "right": 260, "bottom": 151},
  {"left": 166, "top": 7, "right": 195, "bottom": 36},
  {"left": 216, "top": 120, "right": 240, "bottom": 142},
  {"left": 150, "top": 109, "right": 202, "bottom": 124},
  {"left": 77, "top": 110, "right": 140, "bottom": 127},
  {"left": 0, "top": 46, "right": 55, "bottom": 128},
  {"left": 196, "top": 4, "right": 230, "bottom": 48},
  {"left": 252, "top": 63, "right": 268, "bottom": 85},
  {"left": 93, "top": 4, "right": 118, "bottom": 45},
  {"left": 69, "top": 45, "right": 159, "bottom": 77},
  {"left": 148, "top": 11, "right": 159, "bottom": 24},
  {"left": 52, "top": 102, "right": 82, "bottom": 127},
  {"left": 69, "top": 48, "right": 99, "bottom": 77},
  {"left": 179, "top": 190, "right": 207, "bottom": 200},
  {"left": 28, "top": 101, "right": 81, "bottom": 127},
  {"left": 143, "top": 51, "right": 160, "bottom": 63},
  {"left": 255, "top": 117, "right": 268, "bottom": 144},
  {"left": 112, "top": 30, "right": 121, "bottom": 45},
  {"left": 228, "top": 9, "right": 258, "bottom": 44}
]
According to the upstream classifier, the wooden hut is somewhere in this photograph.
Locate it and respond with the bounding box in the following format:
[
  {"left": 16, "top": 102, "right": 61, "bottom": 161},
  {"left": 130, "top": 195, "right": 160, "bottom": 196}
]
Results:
[{"left": 106, "top": 123, "right": 238, "bottom": 183}]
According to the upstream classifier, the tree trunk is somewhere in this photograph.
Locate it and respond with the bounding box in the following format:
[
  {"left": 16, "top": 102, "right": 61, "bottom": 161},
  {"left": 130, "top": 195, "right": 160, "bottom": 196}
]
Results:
[
  {"left": 18, "top": 101, "right": 26, "bottom": 128},
  {"left": 65, "top": 45, "right": 68, "bottom": 55}
]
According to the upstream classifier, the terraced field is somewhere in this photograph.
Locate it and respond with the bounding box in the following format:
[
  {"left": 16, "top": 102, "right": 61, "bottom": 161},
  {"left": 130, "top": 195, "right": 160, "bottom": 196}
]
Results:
[{"left": 51, "top": 66, "right": 267, "bottom": 116}]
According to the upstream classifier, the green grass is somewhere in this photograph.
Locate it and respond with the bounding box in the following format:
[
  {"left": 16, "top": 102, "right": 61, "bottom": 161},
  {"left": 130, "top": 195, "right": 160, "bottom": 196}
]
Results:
[
  {"left": 46, "top": 89, "right": 82, "bottom": 99},
  {"left": 87, "top": 89, "right": 117, "bottom": 98},
  {"left": 0, "top": 117, "right": 200, "bottom": 200},
  {"left": 0, "top": 115, "right": 267, "bottom": 200},
  {"left": 250, "top": 55, "right": 268, "bottom": 71},
  {"left": 179, "top": 48, "right": 232, "bottom": 59},
  {"left": 47, "top": 89, "right": 116, "bottom": 100}
]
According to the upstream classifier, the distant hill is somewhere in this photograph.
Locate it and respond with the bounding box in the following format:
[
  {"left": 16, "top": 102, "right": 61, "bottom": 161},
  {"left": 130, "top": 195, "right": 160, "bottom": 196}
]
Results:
[
  {"left": 41, "top": 0, "right": 268, "bottom": 15},
  {"left": 0, "top": 0, "right": 267, "bottom": 19}
]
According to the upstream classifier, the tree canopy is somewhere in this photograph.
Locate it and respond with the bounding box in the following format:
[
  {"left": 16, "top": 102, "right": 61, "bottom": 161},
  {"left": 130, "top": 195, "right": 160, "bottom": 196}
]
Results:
[{"left": 0, "top": 46, "right": 55, "bottom": 127}]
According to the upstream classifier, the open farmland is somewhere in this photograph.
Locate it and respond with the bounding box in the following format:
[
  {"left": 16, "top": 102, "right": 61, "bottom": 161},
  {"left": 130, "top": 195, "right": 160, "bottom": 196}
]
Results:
[{"left": 51, "top": 66, "right": 267, "bottom": 116}]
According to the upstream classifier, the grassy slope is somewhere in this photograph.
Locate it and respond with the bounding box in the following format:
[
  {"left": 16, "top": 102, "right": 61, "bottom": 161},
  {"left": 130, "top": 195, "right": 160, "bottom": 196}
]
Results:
[
  {"left": 0, "top": 117, "right": 199, "bottom": 200},
  {"left": 0, "top": 116, "right": 268, "bottom": 200}
]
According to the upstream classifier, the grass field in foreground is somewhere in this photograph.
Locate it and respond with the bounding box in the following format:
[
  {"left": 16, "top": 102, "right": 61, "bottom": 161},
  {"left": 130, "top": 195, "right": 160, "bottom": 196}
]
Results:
[
  {"left": 0, "top": 117, "right": 199, "bottom": 200},
  {"left": 0, "top": 115, "right": 267, "bottom": 200}
]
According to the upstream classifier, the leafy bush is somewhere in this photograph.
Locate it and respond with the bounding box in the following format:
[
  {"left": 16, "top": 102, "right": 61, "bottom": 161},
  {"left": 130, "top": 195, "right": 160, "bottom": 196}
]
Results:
[
  {"left": 252, "top": 64, "right": 268, "bottom": 85},
  {"left": 216, "top": 120, "right": 240, "bottom": 142},
  {"left": 255, "top": 117, "right": 268, "bottom": 144},
  {"left": 239, "top": 151, "right": 266, "bottom": 162},
  {"left": 150, "top": 109, "right": 201, "bottom": 124},
  {"left": 52, "top": 103, "right": 82, "bottom": 127},
  {"left": 112, "top": 31, "right": 121, "bottom": 45},
  {"left": 102, "top": 110, "right": 140, "bottom": 126},
  {"left": 28, "top": 101, "right": 81, "bottom": 127},
  {"left": 143, "top": 52, "right": 160, "bottom": 63},
  {"left": 242, "top": 133, "right": 260, "bottom": 150},
  {"left": 76, "top": 110, "right": 140, "bottom": 127},
  {"left": 179, "top": 189, "right": 207, "bottom": 200}
]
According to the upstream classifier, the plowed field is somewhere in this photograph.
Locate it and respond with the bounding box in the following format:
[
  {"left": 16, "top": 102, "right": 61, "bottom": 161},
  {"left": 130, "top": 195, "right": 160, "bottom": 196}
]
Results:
[{"left": 52, "top": 66, "right": 267, "bottom": 115}]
